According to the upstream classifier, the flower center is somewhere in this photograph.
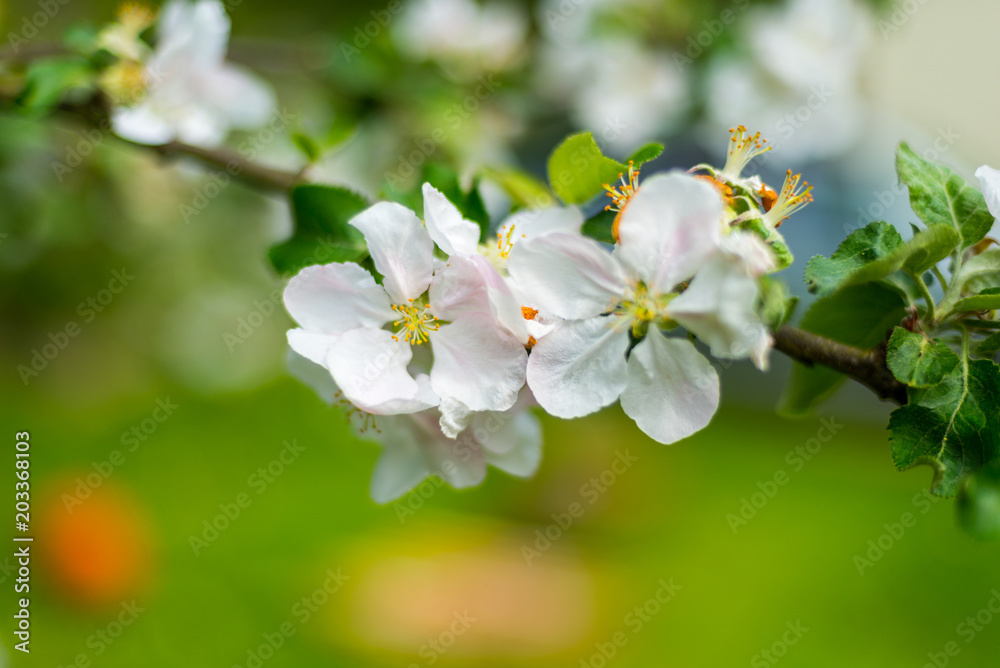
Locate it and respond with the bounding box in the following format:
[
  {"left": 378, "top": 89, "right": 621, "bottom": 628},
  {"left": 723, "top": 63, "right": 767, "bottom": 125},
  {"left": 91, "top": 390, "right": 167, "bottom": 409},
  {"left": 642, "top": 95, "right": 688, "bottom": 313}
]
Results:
[
  {"left": 603, "top": 161, "right": 640, "bottom": 242},
  {"left": 719, "top": 125, "right": 771, "bottom": 183},
  {"left": 762, "top": 170, "right": 813, "bottom": 228},
  {"left": 391, "top": 300, "right": 439, "bottom": 345}
]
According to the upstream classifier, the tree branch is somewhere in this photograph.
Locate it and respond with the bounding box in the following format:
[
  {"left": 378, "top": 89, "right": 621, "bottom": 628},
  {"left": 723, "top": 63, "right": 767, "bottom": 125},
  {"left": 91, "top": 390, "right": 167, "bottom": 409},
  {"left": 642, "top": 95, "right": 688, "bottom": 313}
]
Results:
[{"left": 772, "top": 325, "right": 908, "bottom": 405}]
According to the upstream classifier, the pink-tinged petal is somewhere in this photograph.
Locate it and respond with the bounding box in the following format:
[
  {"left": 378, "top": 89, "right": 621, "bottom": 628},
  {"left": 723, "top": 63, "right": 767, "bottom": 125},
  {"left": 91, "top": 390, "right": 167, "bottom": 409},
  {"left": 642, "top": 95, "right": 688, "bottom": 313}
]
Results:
[
  {"left": 508, "top": 233, "right": 627, "bottom": 320},
  {"left": 369, "top": 410, "right": 487, "bottom": 503},
  {"left": 423, "top": 183, "right": 481, "bottom": 257},
  {"left": 325, "top": 328, "right": 419, "bottom": 409},
  {"left": 429, "top": 256, "right": 491, "bottom": 320},
  {"left": 480, "top": 411, "right": 542, "bottom": 478},
  {"left": 287, "top": 328, "right": 339, "bottom": 367},
  {"left": 430, "top": 312, "right": 527, "bottom": 413},
  {"left": 976, "top": 165, "right": 1000, "bottom": 221},
  {"left": 615, "top": 173, "right": 723, "bottom": 291},
  {"left": 526, "top": 317, "right": 629, "bottom": 418},
  {"left": 350, "top": 202, "right": 434, "bottom": 303},
  {"left": 501, "top": 206, "right": 583, "bottom": 243},
  {"left": 669, "top": 255, "right": 771, "bottom": 366},
  {"left": 620, "top": 335, "right": 719, "bottom": 444},
  {"left": 284, "top": 262, "right": 394, "bottom": 334}
]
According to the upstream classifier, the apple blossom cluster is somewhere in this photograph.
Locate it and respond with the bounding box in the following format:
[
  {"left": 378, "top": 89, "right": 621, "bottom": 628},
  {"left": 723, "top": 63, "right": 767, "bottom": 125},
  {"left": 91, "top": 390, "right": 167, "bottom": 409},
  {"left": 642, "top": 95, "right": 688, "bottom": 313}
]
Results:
[{"left": 284, "top": 127, "right": 814, "bottom": 502}]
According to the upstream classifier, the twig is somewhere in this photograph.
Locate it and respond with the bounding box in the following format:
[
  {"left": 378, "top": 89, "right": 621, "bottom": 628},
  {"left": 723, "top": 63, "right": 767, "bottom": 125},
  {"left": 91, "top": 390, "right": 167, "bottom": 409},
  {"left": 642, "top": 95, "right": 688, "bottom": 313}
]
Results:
[{"left": 772, "top": 325, "right": 908, "bottom": 405}]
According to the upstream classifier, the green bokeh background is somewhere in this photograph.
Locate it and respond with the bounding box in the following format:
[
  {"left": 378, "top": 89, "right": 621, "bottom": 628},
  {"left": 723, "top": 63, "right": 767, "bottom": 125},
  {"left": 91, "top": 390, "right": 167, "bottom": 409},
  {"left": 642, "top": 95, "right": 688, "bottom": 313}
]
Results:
[{"left": 2, "top": 0, "right": 1000, "bottom": 666}]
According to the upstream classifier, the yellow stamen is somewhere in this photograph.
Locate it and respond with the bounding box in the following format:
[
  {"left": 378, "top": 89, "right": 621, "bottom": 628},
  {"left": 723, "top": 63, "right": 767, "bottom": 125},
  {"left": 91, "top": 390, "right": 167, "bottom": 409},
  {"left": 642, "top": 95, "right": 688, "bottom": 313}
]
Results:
[
  {"left": 521, "top": 306, "right": 538, "bottom": 320},
  {"left": 719, "top": 125, "right": 771, "bottom": 183},
  {"left": 390, "top": 301, "right": 439, "bottom": 345},
  {"left": 763, "top": 170, "right": 813, "bottom": 229},
  {"left": 602, "top": 161, "right": 640, "bottom": 242}
]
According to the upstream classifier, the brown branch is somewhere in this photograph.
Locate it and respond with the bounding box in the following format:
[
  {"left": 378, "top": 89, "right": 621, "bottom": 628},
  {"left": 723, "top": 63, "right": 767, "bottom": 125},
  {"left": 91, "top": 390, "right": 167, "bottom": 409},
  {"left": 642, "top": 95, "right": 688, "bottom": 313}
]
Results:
[{"left": 772, "top": 325, "right": 908, "bottom": 405}]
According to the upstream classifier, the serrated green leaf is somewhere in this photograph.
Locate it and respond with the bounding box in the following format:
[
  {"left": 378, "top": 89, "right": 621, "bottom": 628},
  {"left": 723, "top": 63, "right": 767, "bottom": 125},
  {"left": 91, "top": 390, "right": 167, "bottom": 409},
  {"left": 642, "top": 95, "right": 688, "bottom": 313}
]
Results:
[
  {"left": 778, "top": 282, "right": 908, "bottom": 416},
  {"left": 957, "top": 461, "right": 1000, "bottom": 540},
  {"left": 269, "top": 185, "right": 370, "bottom": 275},
  {"left": 842, "top": 225, "right": 958, "bottom": 289},
  {"left": 547, "top": 132, "right": 627, "bottom": 204},
  {"left": 804, "top": 221, "right": 903, "bottom": 295},
  {"left": 889, "top": 358, "right": 1000, "bottom": 497},
  {"left": 481, "top": 166, "right": 556, "bottom": 209},
  {"left": 886, "top": 327, "right": 960, "bottom": 388},
  {"left": 581, "top": 209, "right": 616, "bottom": 244},
  {"left": 940, "top": 248, "right": 1000, "bottom": 315},
  {"left": 627, "top": 142, "right": 664, "bottom": 166},
  {"left": 896, "top": 142, "right": 994, "bottom": 249}
]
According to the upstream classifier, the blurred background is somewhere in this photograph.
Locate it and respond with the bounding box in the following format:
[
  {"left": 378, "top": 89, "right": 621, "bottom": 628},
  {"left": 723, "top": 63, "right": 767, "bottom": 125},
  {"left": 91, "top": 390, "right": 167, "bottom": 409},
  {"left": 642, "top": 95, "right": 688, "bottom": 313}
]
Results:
[{"left": 3, "top": 0, "right": 1000, "bottom": 665}]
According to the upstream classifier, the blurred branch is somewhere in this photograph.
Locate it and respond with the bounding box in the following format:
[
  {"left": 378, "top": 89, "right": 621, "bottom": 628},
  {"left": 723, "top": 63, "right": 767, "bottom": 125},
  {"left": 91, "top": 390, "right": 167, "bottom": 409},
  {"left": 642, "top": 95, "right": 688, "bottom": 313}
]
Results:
[{"left": 772, "top": 325, "right": 908, "bottom": 405}]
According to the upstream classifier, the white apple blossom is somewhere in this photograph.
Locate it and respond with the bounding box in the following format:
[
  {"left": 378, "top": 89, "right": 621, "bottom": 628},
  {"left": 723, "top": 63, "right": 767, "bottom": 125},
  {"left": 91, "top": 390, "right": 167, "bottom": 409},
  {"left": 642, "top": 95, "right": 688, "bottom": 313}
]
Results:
[
  {"left": 287, "top": 350, "right": 541, "bottom": 503},
  {"left": 112, "top": 0, "right": 276, "bottom": 147},
  {"left": 283, "top": 200, "right": 527, "bottom": 433},
  {"left": 976, "top": 165, "right": 1000, "bottom": 221},
  {"left": 393, "top": 0, "right": 529, "bottom": 77},
  {"left": 509, "top": 173, "right": 772, "bottom": 443}
]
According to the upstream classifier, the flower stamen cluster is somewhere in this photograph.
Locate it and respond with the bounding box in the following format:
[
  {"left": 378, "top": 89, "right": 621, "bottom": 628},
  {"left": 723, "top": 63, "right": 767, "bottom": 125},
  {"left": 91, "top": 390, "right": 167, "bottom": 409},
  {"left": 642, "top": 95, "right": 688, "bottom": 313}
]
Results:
[{"left": 391, "top": 300, "right": 440, "bottom": 345}]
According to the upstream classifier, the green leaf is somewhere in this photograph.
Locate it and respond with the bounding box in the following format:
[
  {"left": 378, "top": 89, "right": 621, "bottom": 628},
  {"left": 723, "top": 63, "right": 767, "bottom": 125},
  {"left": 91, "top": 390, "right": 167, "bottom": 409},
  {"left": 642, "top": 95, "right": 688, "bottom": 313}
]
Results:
[
  {"left": 949, "top": 293, "right": 1000, "bottom": 315},
  {"left": 841, "top": 226, "right": 958, "bottom": 290},
  {"left": 481, "top": 166, "right": 556, "bottom": 209},
  {"left": 886, "top": 327, "right": 960, "bottom": 388},
  {"left": 292, "top": 133, "right": 321, "bottom": 163},
  {"left": 547, "top": 132, "right": 627, "bottom": 204},
  {"left": 974, "top": 332, "right": 1000, "bottom": 358},
  {"left": 940, "top": 248, "right": 1000, "bottom": 314},
  {"left": 778, "top": 282, "right": 908, "bottom": 416},
  {"left": 957, "top": 461, "right": 1000, "bottom": 540},
  {"left": 18, "top": 58, "right": 94, "bottom": 113},
  {"left": 889, "top": 358, "right": 1000, "bottom": 497},
  {"left": 581, "top": 209, "right": 616, "bottom": 244},
  {"left": 627, "top": 142, "right": 664, "bottom": 166},
  {"left": 896, "top": 142, "right": 994, "bottom": 249},
  {"left": 268, "top": 185, "right": 370, "bottom": 275},
  {"left": 804, "top": 221, "right": 903, "bottom": 295}
]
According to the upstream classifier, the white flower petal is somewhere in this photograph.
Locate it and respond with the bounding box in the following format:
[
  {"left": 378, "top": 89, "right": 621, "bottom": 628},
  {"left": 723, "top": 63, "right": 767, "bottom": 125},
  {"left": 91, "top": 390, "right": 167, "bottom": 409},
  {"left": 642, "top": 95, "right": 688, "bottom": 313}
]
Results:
[
  {"left": 620, "top": 335, "right": 719, "bottom": 444},
  {"left": 429, "top": 255, "right": 491, "bottom": 320},
  {"left": 480, "top": 411, "right": 542, "bottom": 478},
  {"left": 526, "top": 317, "right": 629, "bottom": 418},
  {"left": 326, "top": 328, "right": 419, "bottom": 409},
  {"left": 976, "top": 165, "right": 1000, "bottom": 221},
  {"left": 508, "top": 233, "right": 627, "bottom": 320},
  {"left": 615, "top": 173, "right": 723, "bottom": 291},
  {"left": 286, "top": 349, "right": 338, "bottom": 405},
  {"left": 422, "top": 183, "right": 481, "bottom": 257},
  {"left": 500, "top": 206, "right": 583, "bottom": 243},
  {"left": 669, "top": 255, "right": 771, "bottom": 365},
  {"left": 112, "top": 104, "right": 177, "bottom": 145},
  {"left": 439, "top": 396, "right": 474, "bottom": 439},
  {"left": 198, "top": 64, "right": 276, "bottom": 130},
  {"left": 430, "top": 312, "right": 527, "bottom": 413},
  {"left": 283, "top": 262, "right": 394, "bottom": 335},
  {"left": 719, "top": 230, "right": 778, "bottom": 277},
  {"left": 287, "top": 328, "right": 339, "bottom": 367},
  {"left": 350, "top": 202, "right": 434, "bottom": 303}
]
